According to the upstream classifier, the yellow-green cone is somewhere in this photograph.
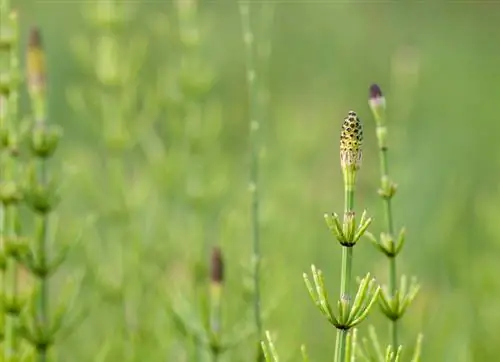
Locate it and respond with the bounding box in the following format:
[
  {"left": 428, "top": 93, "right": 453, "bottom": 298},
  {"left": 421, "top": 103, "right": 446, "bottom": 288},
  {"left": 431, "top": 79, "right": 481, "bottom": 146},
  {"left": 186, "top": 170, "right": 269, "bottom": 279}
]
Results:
[
  {"left": 26, "top": 27, "right": 45, "bottom": 99},
  {"left": 340, "top": 110, "right": 363, "bottom": 190}
]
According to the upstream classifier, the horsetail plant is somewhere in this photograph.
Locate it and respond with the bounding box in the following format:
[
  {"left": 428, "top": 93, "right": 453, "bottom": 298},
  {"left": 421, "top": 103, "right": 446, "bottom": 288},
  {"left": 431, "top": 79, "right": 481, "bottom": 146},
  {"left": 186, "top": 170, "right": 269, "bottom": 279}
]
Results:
[
  {"left": 261, "top": 331, "right": 279, "bottom": 362},
  {"left": 260, "top": 330, "right": 311, "bottom": 362},
  {"left": 239, "top": 3, "right": 266, "bottom": 361},
  {"left": 0, "top": 6, "right": 28, "bottom": 360},
  {"left": 365, "top": 84, "right": 421, "bottom": 358},
  {"left": 208, "top": 246, "right": 223, "bottom": 361},
  {"left": 18, "top": 26, "right": 68, "bottom": 361},
  {"left": 303, "top": 111, "right": 379, "bottom": 362},
  {"left": 175, "top": 0, "right": 217, "bottom": 294},
  {"left": 67, "top": 1, "right": 166, "bottom": 358},
  {"left": 169, "top": 246, "right": 255, "bottom": 360}
]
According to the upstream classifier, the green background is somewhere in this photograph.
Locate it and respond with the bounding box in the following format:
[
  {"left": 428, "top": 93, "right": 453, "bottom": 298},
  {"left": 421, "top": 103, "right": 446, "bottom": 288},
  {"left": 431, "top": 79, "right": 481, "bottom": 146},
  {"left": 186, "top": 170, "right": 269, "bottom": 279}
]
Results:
[{"left": 11, "top": 0, "right": 500, "bottom": 361}]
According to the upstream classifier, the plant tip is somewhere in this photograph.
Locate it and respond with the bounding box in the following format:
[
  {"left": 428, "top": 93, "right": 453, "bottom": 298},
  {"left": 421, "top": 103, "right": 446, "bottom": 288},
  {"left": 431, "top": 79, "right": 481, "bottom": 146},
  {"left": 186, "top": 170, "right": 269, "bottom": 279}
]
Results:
[
  {"left": 29, "top": 26, "right": 42, "bottom": 48},
  {"left": 368, "top": 84, "right": 386, "bottom": 117},
  {"left": 26, "top": 26, "right": 46, "bottom": 98},
  {"left": 369, "top": 83, "right": 383, "bottom": 100},
  {"left": 340, "top": 110, "right": 363, "bottom": 170},
  {"left": 210, "top": 245, "right": 224, "bottom": 284}
]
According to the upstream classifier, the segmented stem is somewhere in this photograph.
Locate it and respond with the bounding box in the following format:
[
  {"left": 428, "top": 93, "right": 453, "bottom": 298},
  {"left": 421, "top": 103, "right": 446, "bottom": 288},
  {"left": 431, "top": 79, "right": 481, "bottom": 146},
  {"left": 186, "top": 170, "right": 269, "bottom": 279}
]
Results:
[
  {"left": 0, "top": 6, "right": 22, "bottom": 359},
  {"left": 335, "top": 187, "right": 355, "bottom": 362},
  {"left": 239, "top": 3, "right": 263, "bottom": 359},
  {"left": 379, "top": 145, "right": 398, "bottom": 348}
]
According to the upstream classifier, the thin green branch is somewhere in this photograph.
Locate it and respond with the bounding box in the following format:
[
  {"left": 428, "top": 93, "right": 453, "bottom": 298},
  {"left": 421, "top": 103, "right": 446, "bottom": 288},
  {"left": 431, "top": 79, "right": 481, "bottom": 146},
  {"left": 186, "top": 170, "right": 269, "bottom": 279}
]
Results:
[
  {"left": 239, "top": 3, "right": 263, "bottom": 360},
  {"left": 369, "top": 85, "right": 399, "bottom": 350},
  {"left": 379, "top": 149, "right": 398, "bottom": 347}
]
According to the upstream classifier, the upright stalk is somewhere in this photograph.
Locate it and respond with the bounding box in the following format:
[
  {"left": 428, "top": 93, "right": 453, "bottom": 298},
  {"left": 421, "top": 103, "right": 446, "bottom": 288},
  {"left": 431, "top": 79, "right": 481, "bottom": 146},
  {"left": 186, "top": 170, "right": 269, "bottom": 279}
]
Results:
[
  {"left": 368, "top": 85, "right": 398, "bottom": 349},
  {"left": 208, "top": 246, "right": 224, "bottom": 362},
  {"left": 24, "top": 26, "right": 63, "bottom": 362},
  {"left": 239, "top": 3, "right": 263, "bottom": 358},
  {"left": 27, "top": 27, "right": 49, "bottom": 362},
  {"left": 175, "top": 0, "right": 215, "bottom": 287},
  {"left": 0, "top": 7, "right": 23, "bottom": 359},
  {"left": 336, "top": 111, "right": 364, "bottom": 362},
  {"left": 364, "top": 84, "right": 421, "bottom": 359},
  {"left": 380, "top": 149, "right": 398, "bottom": 347}
]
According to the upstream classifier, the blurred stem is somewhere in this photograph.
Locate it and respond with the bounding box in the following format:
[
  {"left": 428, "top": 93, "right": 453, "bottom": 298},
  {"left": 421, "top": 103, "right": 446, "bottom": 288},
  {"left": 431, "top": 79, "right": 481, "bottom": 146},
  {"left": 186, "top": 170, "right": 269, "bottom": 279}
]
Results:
[
  {"left": 379, "top": 143, "right": 398, "bottom": 349},
  {"left": 209, "top": 285, "right": 221, "bottom": 362},
  {"left": 335, "top": 186, "right": 354, "bottom": 362},
  {"left": 1, "top": 6, "right": 22, "bottom": 359},
  {"left": 107, "top": 153, "right": 133, "bottom": 360},
  {"left": 35, "top": 207, "right": 49, "bottom": 362},
  {"left": 239, "top": 4, "right": 263, "bottom": 359},
  {"left": 5, "top": 204, "right": 19, "bottom": 359},
  {"left": 34, "top": 124, "right": 50, "bottom": 362},
  {"left": 210, "top": 348, "right": 220, "bottom": 362}
]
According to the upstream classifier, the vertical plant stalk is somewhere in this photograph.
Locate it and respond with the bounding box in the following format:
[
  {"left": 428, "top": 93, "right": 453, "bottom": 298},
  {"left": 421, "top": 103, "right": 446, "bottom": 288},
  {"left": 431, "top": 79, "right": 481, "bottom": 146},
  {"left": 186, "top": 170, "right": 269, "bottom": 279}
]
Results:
[
  {"left": 336, "top": 111, "right": 364, "bottom": 361},
  {"left": 369, "top": 85, "right": 398, "bottom": 348},
  {"left": 27, "top": 27, "right": 48, "bottom": 362},
  {"left": 175, "top": 2, "right": 220, "bottom": 359},
  {"left": 175, "top": 0, "right": 211, "bottom": 289},
  {"left": 239, "top": 3, "right": 263, "bottom": 359},
  {"left": 364, "top": 84, "right": 421, "bottom": 359},
  {"left": 26, "top": 26, "right": 62, "bottom": 362},
  {"left": 0, "top": 7, "right": 23, "bottom": 360},
  {"left": 209, "top": 246, "right": 224, "bottom": 362},
  {"left": 69, "top": 0, "right": 162, "bottom": 358}
]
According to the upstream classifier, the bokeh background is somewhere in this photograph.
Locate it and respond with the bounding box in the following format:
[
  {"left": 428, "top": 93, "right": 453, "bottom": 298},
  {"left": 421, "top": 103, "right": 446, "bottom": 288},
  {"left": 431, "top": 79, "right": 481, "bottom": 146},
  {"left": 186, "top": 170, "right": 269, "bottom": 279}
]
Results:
[{"left": 10, "top": 0, "right": 500, "bottom": 360}]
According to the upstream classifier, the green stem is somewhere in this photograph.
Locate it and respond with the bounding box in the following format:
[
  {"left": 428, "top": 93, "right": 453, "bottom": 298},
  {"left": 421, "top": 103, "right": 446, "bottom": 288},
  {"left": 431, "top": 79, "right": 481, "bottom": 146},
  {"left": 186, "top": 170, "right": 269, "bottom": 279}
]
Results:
[
  {"left": 379, "top": 147, "right": 398, "bottom": 349},
  {"left": 211, "top": 350, "right": 220, "bottom": 362},
  {"left": 1, "top": 6, "right": 22, "bottom": 359},
  {"left": 4, "top": 205, "right": 19, "bottom": 360},
  {"left": 209, "top": 287, "right": 221, "bottom": 362},
  {"left": 239, "top": 4, "right": 263, "bottom": 359},
  {"left": 335, "top": 186, "right": 355, "bottom": 362},
  {"left": 36, "top": 158, "right": 49, "bottom": 362},
  {"left": 107, "top": 154, "right": 132, "bottom": 360}
]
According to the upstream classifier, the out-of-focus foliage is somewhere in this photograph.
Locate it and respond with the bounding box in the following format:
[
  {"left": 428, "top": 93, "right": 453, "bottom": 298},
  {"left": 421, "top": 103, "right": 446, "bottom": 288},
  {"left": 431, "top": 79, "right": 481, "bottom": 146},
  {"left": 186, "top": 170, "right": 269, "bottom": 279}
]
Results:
[{"left": 11, "top": 1, "right": 500, "bottom": 361}]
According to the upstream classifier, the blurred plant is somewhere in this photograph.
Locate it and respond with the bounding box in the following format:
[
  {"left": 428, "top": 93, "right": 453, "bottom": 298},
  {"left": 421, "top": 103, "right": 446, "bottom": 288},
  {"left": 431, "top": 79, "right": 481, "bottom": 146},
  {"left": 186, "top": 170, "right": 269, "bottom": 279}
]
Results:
[
  {"left": 66, "top": 0, "right": 162, "bottom": 359},
  {"left": 356, "top": 326, "right": 423, "bottom": 362},
  {"left": 169, "top": 246, "right": 255, "bottom": 361},
  {"left": 362, "top": 84, "right": 422, "bottom": 360},
  {"left": 239, "top": 2, "right": 276, "bottom": 360},
  {"left": 208, "top": 246, "right": 224, "bottom": 361},
  {"left": 173, "top": 1, "right": 237, "bottom": 359},
  {"left": 303, "top": 111, "right": 379, "bottom": 361},
  {"left": 0, "top": 4, "right": 27, "bottom": 360},
  {"left": 174, "top": 0, "right": 219, "bottom": 288},
  {"left": 239, "top": 2, "right": 263, "bottom": 359},
  {"left": 261, "top": 331, "right": 279, "bottom": 362},
  {"left": 260, "top": 330, "right": 313, "bottom": 362},
  {"left": 17, "top": 26, "right": 82, "bottom": 362}
]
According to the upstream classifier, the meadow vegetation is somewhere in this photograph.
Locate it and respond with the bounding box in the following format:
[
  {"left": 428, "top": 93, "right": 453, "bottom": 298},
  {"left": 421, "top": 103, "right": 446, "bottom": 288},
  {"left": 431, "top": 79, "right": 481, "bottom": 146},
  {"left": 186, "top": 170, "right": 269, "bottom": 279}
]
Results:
[{"left": 1, "top": 0, "right": 499, "bottom": 361}]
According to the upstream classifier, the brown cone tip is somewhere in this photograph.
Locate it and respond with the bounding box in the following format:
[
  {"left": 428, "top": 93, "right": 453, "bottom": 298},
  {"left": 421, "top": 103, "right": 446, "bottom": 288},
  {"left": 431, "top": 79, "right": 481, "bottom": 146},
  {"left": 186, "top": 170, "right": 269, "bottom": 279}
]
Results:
[
  {"left": 28, "top": 27, "right": 42, "bottom": 48},
  {"left": 369, "top": 84, "right": 383, "bottom": 99},
  {"left": 210, "top": 246, "right": 224, "bottom": 284}
]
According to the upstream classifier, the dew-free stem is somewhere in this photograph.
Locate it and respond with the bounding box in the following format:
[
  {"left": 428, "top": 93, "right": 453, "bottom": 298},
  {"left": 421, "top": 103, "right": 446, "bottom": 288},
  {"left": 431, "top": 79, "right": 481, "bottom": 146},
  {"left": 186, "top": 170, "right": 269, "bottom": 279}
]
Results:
[{"left": 239, "top": 4, "right": 264, "bottom": 360}]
